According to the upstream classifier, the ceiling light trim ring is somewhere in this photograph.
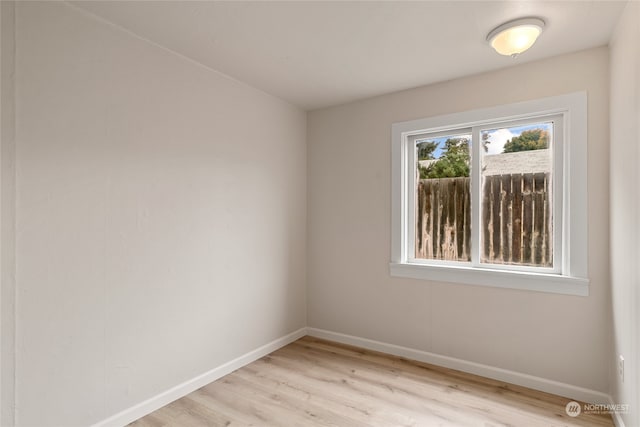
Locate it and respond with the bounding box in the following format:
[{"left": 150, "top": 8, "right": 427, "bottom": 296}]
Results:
[
  {"left": 486, "top": 17, "right": 546, "bottom": 44},
  {"left": 487, "top": 17, "right": 545, "bottom": 57}
]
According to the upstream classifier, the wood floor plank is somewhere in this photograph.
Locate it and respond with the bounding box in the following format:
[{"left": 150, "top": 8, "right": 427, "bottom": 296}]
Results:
[
  {"left": 129, "top": 337, "right": 614, "bottom": 427},
  {"left": 292, "top": 338, "right": 613, "bottom": 426},
  {"left": 261, "top": 349, "right": 486, "bottom": 426},
  {"left": 238, "top": 359, "right": 453, "bottom": 427},
  {"left": 281, "top": 340, "right": 587, "bottom": 425},
  {"left": 243, "top": 358, "right": 469, "bottom": 427},
  {"left": 273, "top": 344, "right": 563, "bottom": 427}
]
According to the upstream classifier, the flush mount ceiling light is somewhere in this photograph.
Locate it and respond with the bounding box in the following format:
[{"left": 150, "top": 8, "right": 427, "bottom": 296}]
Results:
[{"left": 487, "top": 17, "right": 545, "bottom": 57}]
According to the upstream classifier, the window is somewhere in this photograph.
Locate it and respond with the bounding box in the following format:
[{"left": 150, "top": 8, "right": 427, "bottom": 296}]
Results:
[{"left": 391, "top": 93, "right": 588, "bottom": 295}]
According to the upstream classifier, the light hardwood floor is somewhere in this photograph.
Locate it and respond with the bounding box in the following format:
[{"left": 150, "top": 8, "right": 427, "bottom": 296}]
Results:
[{"left": 130, "top": 336, "right": 614, "bottom": 426}]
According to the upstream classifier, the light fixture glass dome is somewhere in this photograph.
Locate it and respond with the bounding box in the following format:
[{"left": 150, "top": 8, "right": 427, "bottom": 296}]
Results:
[{"left": 487, "top": 17, "right": 545, "bottom": 57}]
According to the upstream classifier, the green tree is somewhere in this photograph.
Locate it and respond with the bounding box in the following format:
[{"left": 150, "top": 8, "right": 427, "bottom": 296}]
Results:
[
  {"left": 503, "top": 129, "right": 549, "bottom": 153},
  {"left": 422, "top": 138, "right": 470, "bottom": 179},
  {"left": 417, "top": 140, "right": 438, "bottom": 160},
  {"left": 482, "top": 131, "right": 490, "bottom": 153}
]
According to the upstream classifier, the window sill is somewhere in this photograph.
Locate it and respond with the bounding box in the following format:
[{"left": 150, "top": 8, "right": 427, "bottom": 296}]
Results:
[{"left": 389, "top": 262, "right": 589, "bottom": 296}]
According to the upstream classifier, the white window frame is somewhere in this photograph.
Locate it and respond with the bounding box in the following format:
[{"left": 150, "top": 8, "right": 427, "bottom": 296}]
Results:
[{"left": 390, "top": 92, "right": 589, "bottom": 296}]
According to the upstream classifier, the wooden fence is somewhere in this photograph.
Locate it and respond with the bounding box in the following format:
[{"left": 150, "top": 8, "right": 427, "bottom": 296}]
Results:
[
  {"left": 415, "top": 173, "right": 552, "bottom": 266},
  {"left": 416, "top": 177, "right": 471, "bottom": 261}
]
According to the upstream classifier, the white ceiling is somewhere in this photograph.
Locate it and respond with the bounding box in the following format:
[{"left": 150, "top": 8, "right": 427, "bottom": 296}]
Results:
[{"left": 71, "top": 1, "right": 627, "bottom": 110}]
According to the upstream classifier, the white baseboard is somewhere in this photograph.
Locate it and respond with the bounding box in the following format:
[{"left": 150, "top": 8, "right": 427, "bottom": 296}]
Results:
[
  {"left": 91, "top": 327, "right": 307, "bottom": 427},
  {"left": 307, "top": 328, "right": 612, "bottom": 406},
  {"left": 609, "top": 395, "right": 627, "bottom": 427}
]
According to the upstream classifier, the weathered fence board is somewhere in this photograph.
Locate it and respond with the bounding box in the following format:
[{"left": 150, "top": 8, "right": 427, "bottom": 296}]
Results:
[
  {"left": 415, "top": 173, "right": 552, "bottom": 267},
  {"left": 416, "top": 177, "right": 469, "bottom": 261}
]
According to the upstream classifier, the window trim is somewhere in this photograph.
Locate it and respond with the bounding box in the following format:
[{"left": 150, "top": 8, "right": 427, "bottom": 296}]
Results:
[{"left": 390, "top": 92, "right": 589, "bottom": 296}]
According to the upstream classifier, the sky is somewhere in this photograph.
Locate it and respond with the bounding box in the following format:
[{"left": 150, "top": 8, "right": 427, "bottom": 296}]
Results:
[
  {"left": 483, "top": 122, "right": 552, "bottom": 155},
  {"left": 418, "top": 121, "right": 552, "bottom": 159}
]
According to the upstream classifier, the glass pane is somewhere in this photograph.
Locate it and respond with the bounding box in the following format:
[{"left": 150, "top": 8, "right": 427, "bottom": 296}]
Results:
[
  {"left": 480, "top": 122, "right": 553, "bottom": 267},
  {"left": 415, "top": 133, "right": 472, "bottom": 261}
]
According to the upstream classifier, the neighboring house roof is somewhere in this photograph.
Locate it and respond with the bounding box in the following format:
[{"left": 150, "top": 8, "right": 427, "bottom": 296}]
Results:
[
  {"left": 418, "top": 149, "right": 550, "bottom": 176},
  {"left": 418, "top": 159, "right": 437, "bottom": 169},
  {"left": 482, "top": 149, "right": 550, "bottom": 176}
]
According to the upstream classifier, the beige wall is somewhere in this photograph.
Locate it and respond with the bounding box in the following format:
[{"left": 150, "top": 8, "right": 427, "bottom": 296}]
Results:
[
  {"left": 609, "top": 2, "right": 640, "bottom": 426},
  {"left": 13, "top": 2, "right": 306, "bottom": 426},
  {"left": 0, "top": 2, "right": 16, "bottom": 426},
  {"left": 308, "top": 47, "right": 610, "bottom": 392}
]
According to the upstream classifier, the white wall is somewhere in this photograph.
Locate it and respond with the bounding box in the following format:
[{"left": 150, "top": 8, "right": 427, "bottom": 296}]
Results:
[
  {"left": 13, "top": 2, "right": 306, "bottom": 426},
  {"left": 609, "top": 2, "right": 640, "bottom": 426},
  {"left": 308, "top": 47, "right": 611, "bottom": 393},
  {"left": 1, "top": 2, "right": 16, "bottom": 426}
]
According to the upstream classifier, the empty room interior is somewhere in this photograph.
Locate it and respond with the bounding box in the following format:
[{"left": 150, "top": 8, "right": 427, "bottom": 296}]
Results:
[{"left": 1, "top": 1, "right": 639, "bottom": 426}]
